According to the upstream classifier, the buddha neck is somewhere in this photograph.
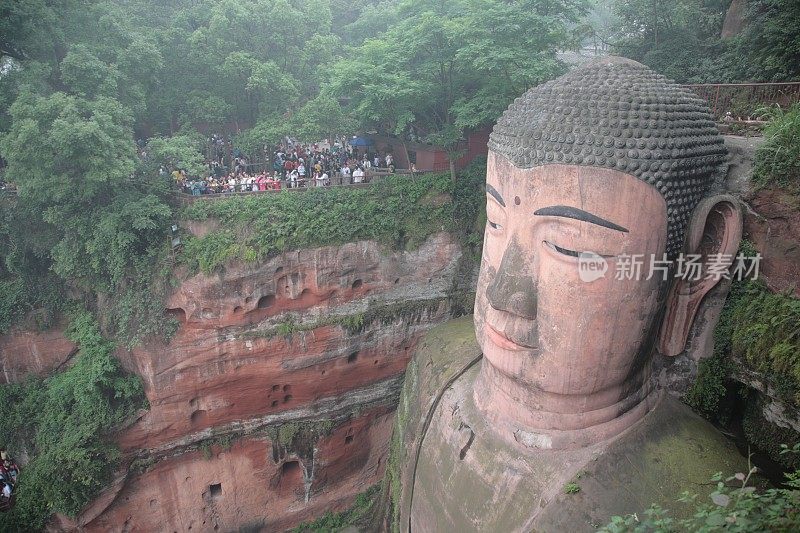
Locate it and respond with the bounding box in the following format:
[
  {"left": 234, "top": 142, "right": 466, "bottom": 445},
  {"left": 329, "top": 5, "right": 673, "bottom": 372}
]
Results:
[{"left": 472, "top": 359, "right": 660, "bottom": 450}]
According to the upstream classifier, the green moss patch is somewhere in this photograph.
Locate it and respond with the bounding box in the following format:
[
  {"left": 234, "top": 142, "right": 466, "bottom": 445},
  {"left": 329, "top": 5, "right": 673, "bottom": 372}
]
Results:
[
  {"left": 291, "top": 485, "right": 379, "bottom": 532},
  {"left": 244, "top": 298, "right": 448, "bottom": 341},
  {"left": 179, "top": 161, "right": 486, "bottom": 275}
]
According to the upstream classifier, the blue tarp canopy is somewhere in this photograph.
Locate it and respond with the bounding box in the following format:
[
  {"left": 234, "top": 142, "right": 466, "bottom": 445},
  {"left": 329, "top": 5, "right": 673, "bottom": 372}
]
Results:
[{"left": 350, "top": 136, "right": 374, "bottom": 146}]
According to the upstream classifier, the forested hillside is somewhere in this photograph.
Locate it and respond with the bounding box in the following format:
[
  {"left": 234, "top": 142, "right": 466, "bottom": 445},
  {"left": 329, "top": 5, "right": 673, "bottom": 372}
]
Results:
[
  {"left": 1, "top": 1, "right": 799, "bottom": 530},
  {"left": 0, "top": 0, "right": 587, "bottom": 344},
  {"left": 587, "top": 0, "right": 800, "bottom": 83},
  {"left": 2, "top": 0, "right": 798, "bottom": 344}
]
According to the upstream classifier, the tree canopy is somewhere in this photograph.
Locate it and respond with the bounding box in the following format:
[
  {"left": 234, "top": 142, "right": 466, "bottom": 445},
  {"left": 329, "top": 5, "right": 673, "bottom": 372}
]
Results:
[
  {"left": 588, "top": 0, "right": 800, "bottom": 83},
  {"left": 326, "top": 0, "right": 587, "bottom": 177},
  {"left": 0, "top": 0, "right": 590, "bottom": 337},
  {"left": 0, "top": 0, "right": 796, "bottom": 340}
]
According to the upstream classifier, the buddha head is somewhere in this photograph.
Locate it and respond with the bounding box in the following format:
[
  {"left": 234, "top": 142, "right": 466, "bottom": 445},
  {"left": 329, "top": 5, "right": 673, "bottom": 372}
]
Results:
[{"left": 473, "top": 57, "right": 742, "bottom": 449}]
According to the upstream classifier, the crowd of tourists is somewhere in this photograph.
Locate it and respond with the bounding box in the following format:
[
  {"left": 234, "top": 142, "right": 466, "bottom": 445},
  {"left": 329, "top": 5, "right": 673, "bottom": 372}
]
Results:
[
  {"left": 172, "top": 137, "right": 398, "bottom": 196},
  {"left": 0, "top": 451, "right": 19, "bottom": 511}
]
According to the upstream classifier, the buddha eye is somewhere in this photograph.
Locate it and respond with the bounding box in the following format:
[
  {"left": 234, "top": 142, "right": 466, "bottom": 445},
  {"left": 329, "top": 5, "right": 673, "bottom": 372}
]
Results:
[
  {"left": 543, "top": 240, "right": 580, "bottom": 258},
  {"left": 488, "top": 221, "right": 503, "bottom": 231}
]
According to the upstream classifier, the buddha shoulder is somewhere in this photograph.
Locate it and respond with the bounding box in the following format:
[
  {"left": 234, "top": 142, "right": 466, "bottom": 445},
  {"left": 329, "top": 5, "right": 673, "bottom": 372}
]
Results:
[{"left": 391, "top": 317, "right": 746, "bottom": 532}]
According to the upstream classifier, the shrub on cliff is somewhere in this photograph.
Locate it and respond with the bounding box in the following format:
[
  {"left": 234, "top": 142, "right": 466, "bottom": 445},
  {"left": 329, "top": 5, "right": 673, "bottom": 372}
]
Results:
[
  {"left": 601, "top": 466, "right": 800, "bottom": 532},
  {"left": 753, "top": 103, "right": 800, "bottom": 191},
  {"left": 685, "top": 271, "right": 800, "bottom": 470},
  {"left": 0, "top": 311, "right": 146, "bottom": 531},
  {"left": 180, "top": 161, "right": 486, "bottom": 275},
  {"left": 0, "top": 91, "right": 176, "bottom": 346},
  {"left": 687, "top": 277, "right": 800, "bottom": 409},
  {"left": 730, "top": 283, "right": 800, "bottom": 403}
]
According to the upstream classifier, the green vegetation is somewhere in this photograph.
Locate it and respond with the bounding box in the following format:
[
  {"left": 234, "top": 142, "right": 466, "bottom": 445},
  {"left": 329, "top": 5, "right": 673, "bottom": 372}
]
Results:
[
  {"left": 182, "top": 160, "right": 486, "bottom": 274},
  {"left": 246, "top": 298, "right": 448, "bottom": 341},
  {"left": 0, "top": 87, "right": 177, "bottom": 346},
  {"left": 686, "top": 278, "right": 800, "bottom": 412},
  {"left": 129, "top": 456, "right": 157, "bottom": 474},
  {"left": 326, "top": 0, "right": 586, "bottom": 179},
  {"left": 0, "top": 0, "right": 797, "bottom": 341},
  {"left": 291, "top": 485, "right": 380, "bottom": 532},
  {"left": 685, "top": 246, "right": 800, "bottom": 469},
  {"left": 753, "top": 103, "right": 800, "bottom": 191},
  {"left": 2, "top": 0, "right": 515, "bottom": 339},
  {"left": 683, "top": 350, "right": 735, "bottom": 424},
  {"left": 683, "top": 276, "right": 743, "bottom": 421},
  {"left": 195, "top": 433, "right": 238, "bottom": 460},
  {"left": 592, "top": 0, "right": 800, "bottom": 83},
  {"left": 181, "top": 174, "right": 452, "bottom": 273},
  {"left": 601, "top": 461, "right": 800, "bottom": 532},
  {"left": 564, "top": 482, "right": 581, "bottom": 494},
  {"left": 266, "top": 420, "right": 335, "bottom": 451},
  {"left": 387, "top": 354, "right": 417, "bottom": 531},
  {"left": 0, "top": 312, "right": 147, "bottom": 531},
  {"left": 730, "top": 283, "right": 800, "bottom": 405},
  {"left": 742, "top": 395, "right": 800, "bottom": 471}
]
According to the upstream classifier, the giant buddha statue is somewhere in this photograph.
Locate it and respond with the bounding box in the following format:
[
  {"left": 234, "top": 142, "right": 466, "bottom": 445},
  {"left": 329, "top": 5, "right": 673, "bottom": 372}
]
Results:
[{"left": 391, "top": 57, "right": 746, "bottom": 532}]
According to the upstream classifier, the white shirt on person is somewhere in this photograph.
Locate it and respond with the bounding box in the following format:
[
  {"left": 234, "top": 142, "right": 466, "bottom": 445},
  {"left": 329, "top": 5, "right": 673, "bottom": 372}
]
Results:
[{"left": 353, "top": 168, "right": 364, "bottom": 183}]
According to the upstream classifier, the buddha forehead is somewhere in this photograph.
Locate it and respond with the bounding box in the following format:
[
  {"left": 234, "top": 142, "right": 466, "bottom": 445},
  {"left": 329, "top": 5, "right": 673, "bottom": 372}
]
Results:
[
  {"left": 488, "top": 56, "right": 726, "bottom": 258},
  {"left": 485, "top": 153, "right": 667, "bottom": 247}
]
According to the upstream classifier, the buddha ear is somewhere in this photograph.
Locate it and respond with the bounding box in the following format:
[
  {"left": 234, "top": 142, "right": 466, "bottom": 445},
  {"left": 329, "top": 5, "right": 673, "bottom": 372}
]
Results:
[{"left": 658, "top": 195, "right": 743, "bottom": 357}]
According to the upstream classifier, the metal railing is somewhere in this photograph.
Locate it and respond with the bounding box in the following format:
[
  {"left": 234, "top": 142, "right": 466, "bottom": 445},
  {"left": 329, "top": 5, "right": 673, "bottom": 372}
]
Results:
[
  {"left": 682, "top": 82, "right": 800, "bottom": 119},
  {"left": 174, "top": 168, "right": 434, "bottom": 204}
]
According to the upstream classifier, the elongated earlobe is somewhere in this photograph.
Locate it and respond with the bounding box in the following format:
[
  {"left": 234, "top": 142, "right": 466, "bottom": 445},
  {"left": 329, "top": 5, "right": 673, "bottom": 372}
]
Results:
[{"left": 658, "top": 195, "right": 743, "bottom": 357}]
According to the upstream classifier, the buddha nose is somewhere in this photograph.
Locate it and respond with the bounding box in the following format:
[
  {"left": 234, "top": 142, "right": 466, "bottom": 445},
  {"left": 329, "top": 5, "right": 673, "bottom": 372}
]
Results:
[{"left": 486, "top": 240, "right": 538, "bottom": 319}]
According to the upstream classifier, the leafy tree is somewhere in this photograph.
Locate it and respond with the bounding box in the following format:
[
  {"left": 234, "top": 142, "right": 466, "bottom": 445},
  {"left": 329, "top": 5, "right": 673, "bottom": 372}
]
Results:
[
  {"left": 0, "top": 90, "right": 174, "bottom": 343},
  {"left": 600, "top": 0, "right": 800, "bottom": 83},
  {"left": 327, "top": 0, "right": 587, "bottom": 180},
  {"left": 290, "top": 93, "right": 358, "bottom": 142},
  {"left": 337, "top": 0, "right": 400, "bottom": 45},
  {"left": 737, "top": 0, "right": 800, "bottom": 82},
  {"left": 2, "top": 92, "right": 135, "bottom": 211},
  {"left": 144, "top": 134, "right": 207, "bottom": 177},
  {"left": 0, "top": 312, "right": 146, "bottom": 531},
  {"left": 1, "top": 92, "right": 166, "bottom": 287}
]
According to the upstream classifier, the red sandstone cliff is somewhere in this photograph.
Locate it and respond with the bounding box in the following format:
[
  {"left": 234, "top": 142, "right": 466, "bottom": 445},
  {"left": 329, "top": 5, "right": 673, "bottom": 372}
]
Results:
[
  {"left": 744, "top": 186, "right": 800, "bottom": 296},
  {"left": 725, "top": 136, "right": 799, "bottom": 297},
  {"left": 46, "top": 232, "right": 465, "bottom": 532},
  {"left": 0, "top": 320, "right": 76, "bottom": 384}
]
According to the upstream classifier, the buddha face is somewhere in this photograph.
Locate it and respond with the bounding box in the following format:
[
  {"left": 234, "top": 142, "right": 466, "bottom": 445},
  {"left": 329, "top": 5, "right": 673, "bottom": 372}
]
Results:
[{"left": 474, "top": 151, "right": 669, "bottom": 397}]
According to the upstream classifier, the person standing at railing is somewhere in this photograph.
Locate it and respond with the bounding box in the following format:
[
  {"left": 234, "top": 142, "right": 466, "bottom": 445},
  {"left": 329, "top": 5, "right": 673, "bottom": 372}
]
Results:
[{"left": 353, "top": 166, "right": 364, "bottom": 183}]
